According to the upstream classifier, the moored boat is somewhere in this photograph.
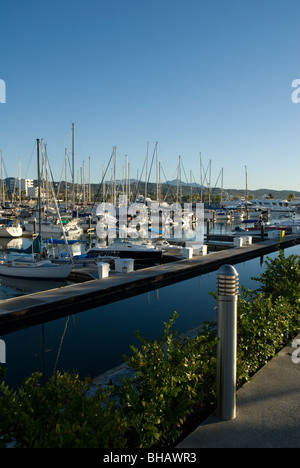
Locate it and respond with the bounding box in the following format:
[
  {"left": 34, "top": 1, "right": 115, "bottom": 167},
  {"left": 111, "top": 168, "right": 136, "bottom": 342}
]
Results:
[
  {"left": 85, "top": 239, "right": 163, "bottom": 261},
  {"left": 0, "top": 221, "right": 22, "bottom": 238},
  {"left": 0, "top": 256, "right": 73, "bottom": 280}
]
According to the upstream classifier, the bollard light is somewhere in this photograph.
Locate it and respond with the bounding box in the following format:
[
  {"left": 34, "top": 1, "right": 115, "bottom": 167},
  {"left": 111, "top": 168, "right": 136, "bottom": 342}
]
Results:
[{"left": 216, "top": 264, "right": 239, "bottom": 421}]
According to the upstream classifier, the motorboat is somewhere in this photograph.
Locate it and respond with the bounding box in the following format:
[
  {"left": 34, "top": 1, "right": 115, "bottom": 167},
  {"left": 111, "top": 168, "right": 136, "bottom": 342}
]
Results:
[
  {"left": 85, "top": 239, "right": 163, "bottom": 261},
  {"left": 154, "top": 238, "right": 183, "bottom": 255},
  {"left": 223, "top": 198, "right": 293, "bottom": 213},
  {"left": 250, "top": 199, "right": 293, "bottom": 212},
  {"left": 272, "top": 218, "right": 300, "bottom": 232}
]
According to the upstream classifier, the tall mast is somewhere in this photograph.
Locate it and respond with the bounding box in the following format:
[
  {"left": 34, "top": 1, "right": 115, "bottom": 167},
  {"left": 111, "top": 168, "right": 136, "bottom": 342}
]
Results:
[
  {"left": 220, "top": 167, "right": 224, "bottom": 204},
  {"left": 145, "top": 142, "right": 149, "bottom": 201},
  {"left": 156, "top": 142, "right": 159, "bottom": 202},
  {"left": 83, "top": 159, "right": 85, "bottom": 206},
  {"left": 89, "top": 156, "right": 91, "bottom": 204},
  {"left": 37, "top": 138, "right": 41, "bottom": 235},
  {"left": 72, "top": 122, "right": 75, "bottom": 207},
  {"left": 209, "top": 159, "right": 211, "bottom": 205},
  {"left": 245, "top": 165, "right": 248, "bottom": 219},
  {"left": 19, "top": 157, "right": 21, "bottom": 205},
  {"left": 128, "top": 161, "right": 130, "bottom": 204},
  {"left": 125, "top": 154, "right": 128, "bottom": 202},
  {"left": 177, "top": 155, "right": 182, "bottom": 204},
  {"left": 113, "top": 146, "right": 116, "bottom": 206},
  {"left": 200, "top": 152, "right": 203, "bottom": 203},
  {"left": 45, "top": 143, "right": 49, "bottom": 212},
  {"left": 65, "top": 148, "right": 68, "bottom": 207},
  {"left": 102, "top": 163, "right": 106, "bottom": 201}
]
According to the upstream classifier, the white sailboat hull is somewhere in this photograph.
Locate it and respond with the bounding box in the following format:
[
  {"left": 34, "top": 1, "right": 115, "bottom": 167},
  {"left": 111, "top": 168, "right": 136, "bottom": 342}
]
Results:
[
  {"left": 0, "top": 258, "right": 73, "bottom": 280},
  {"left": 23, "top": 222, "right": 63, "bottom": 236},
  {"left": 0, "top": 225, "right": 23, "bottom": 238}
]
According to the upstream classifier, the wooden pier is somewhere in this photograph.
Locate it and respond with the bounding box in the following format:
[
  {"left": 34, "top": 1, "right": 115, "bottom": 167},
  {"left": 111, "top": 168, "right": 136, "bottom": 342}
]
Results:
[{"left": 0, "top": 233, "right": 300, "bottom": 334}]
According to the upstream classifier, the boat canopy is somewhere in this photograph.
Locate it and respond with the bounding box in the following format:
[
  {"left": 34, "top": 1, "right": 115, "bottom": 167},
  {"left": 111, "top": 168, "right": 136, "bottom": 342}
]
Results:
[{"left": 44, "top": 238, "right": 83, "bottom": 244}]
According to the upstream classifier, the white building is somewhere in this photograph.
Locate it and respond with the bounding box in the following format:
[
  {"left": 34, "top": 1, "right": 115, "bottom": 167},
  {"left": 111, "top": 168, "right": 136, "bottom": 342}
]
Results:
[{"left": 6, "top": 178, "right": 34, "bottom": 197}]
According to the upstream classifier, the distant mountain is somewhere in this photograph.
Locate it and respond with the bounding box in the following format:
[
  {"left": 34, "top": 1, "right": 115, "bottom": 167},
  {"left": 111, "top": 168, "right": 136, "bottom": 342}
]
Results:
[
  {"left": 223, "top": 188, "right": 300, "bottom": 199},
  {"left": 161, "top": 180, "right": 300, "bottom": 198},
  {"left": 165, "top": 179, "right": 201, "bottom": 187},
  {"left": 29, "top": 176, "right": 300, "bottom": 201}
]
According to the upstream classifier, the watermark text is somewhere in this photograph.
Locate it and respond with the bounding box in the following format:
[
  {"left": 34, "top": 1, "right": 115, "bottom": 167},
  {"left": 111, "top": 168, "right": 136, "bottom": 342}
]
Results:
[
  {"left": 291, "top": 79, "right": 300, "bottom": 104},
  {"left": 0, "top": 339, "right": 6, "bottom": 363},
  {"left": 0, "top": 79, "right": 6, "bottom": 103},
  {"left": 291, "top": 339, "right": 300, "bottom": 364},
  {"left": 95, "top": 198, "right": 204, "bottom": 242}
]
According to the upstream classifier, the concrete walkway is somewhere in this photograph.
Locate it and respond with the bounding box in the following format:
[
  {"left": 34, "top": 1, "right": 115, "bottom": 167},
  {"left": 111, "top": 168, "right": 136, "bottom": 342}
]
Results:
[{"left": 177, "top": 335, "right": 300, "bottom": 448}]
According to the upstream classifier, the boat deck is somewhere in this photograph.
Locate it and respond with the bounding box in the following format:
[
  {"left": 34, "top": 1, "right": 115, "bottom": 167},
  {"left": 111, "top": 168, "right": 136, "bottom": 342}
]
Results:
[{"left": 0, "top": 234, "right": 300, "bottom": 333}]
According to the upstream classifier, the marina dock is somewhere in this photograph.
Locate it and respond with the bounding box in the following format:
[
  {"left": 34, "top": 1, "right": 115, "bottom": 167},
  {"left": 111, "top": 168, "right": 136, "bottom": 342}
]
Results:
[{"left": 0, "top": 233, "right": 300, "bottom": 334}]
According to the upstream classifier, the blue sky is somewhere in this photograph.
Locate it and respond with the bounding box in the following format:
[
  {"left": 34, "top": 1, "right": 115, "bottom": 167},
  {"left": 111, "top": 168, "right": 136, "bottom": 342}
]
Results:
[{"left": 0, "top": 0, "right": 299, "bottom": 192}]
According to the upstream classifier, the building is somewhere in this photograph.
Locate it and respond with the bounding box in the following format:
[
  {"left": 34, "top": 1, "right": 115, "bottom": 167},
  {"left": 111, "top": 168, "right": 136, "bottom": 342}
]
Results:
[{"left": 5, "top": 177, "right": 34, "bottom": 198}]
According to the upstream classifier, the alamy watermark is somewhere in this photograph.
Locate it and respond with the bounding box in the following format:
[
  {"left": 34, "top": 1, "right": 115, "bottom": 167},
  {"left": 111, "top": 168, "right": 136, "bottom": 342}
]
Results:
[
  {"left": 291, "top": 79, "right": 300, "bottom": 104},
  {"left": 95, "top": 198, "right": 204, "bottom": 242},
  {"left": 0, "top": 79, "right": 6, "bottom": 103},
  {"left": 291, "top": 339, "right": 300, "bottom": 364},
  {"left": 0, "top": 339, "right": 6, "bottom": 363}
]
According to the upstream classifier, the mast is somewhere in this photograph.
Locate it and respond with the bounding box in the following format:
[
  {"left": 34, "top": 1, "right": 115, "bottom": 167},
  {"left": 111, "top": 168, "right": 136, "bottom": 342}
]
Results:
[
  {"left": 245, "top": 165, "right": 248, "bottom": 219},
  {"left": 125, "top": 154, "right": 128, "bottom": 202},
  {"left": 77, "top": 169, "right": 79, "bottom": 202},
  {"left": 113, "top": 146, "right": 116, "bottom": 206},
  {"left": 200, "top": 152, "right": 203, "bottom": 203},
  {"left": 45, "top": 143, "right": 49, "bottom": 212},
  {"left": 89, "top": 156, "right": 91, "bottom": 204},
  {"left": 41, "top": 139, "right": 45, "bottom": 210},
  {"left": 83, "top": 159, "right": 85, "bottom": 206},
  {"left": 1, "top": 150, "right": 4, "bottom": 205},
  {"left": 128, "top": 161, "right": 130, "bottom": 204},
  {"left": 72, "top": 122, "right": 75, "bottom": 207},
  {"left": 176, "top": 155, "right": 182, "bottom": 204},
  {"left": 208, "top": 159, "right": 211, "bottom": 205},
  {"left": 65, "top": 148, "right": 68, "bottom": 207},
  {"left": 37, "top": 138, "right": 41, "bottom": 235},
  {"left": 19, "top": 158, "right": 21, "bottom": 206},
  {"left": 220, "top": 167, "right": 224, "bottom": 204},
  {"left": 156, "top": 142, "right": 159, "bottom": 202},
  {"left": 102, "top": 163, "right": 106, "bottom": 201},
  {"left": 145, "top": 142, "right": 149, "bottom": 201}
]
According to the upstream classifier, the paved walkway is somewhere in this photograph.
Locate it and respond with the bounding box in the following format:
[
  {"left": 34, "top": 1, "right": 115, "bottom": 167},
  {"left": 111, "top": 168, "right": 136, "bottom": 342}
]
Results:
[{"left": 177, "top": 335, "right": 300, "bottom": 448}]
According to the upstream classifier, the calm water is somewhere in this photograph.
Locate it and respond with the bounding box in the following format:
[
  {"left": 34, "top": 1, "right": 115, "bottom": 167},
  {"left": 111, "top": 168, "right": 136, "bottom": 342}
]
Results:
[{"left": 1, "top": 214, "right": 299, "bottom": 389}]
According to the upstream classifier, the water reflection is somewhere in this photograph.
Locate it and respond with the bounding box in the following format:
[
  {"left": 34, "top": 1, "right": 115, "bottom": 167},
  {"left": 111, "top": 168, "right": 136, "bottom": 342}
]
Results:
[{"left": 0, "top": 276, "right": 69, "bottom": 299}]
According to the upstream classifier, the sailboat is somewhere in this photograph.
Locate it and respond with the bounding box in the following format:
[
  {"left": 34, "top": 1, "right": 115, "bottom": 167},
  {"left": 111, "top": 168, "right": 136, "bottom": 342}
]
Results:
[
  {"left": 0, "top": 140, "right": 73, "bottom": 280},
  {"left": 0, "top": 233, "right": 73, "bottom": 279},
  {"left": 0, "top": 255, "right": 73, "bottom": 279}
]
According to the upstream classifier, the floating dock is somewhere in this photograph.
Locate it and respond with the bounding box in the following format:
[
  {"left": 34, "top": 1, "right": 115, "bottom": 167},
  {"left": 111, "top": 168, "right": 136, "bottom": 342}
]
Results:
[{"left": 0, "top": 234, "right": 300, "bottom": 333}]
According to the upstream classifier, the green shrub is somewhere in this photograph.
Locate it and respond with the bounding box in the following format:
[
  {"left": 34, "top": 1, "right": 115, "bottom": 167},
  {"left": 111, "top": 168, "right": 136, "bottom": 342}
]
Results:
[
  {"left": 117, "top": 313, "right": 218, "bottom": 447},
  {"left": 237, "top": 287, "right": 299, "bottom": 383},
  {"left": 0, "top": 371, "right": 128, "bottom": 448},
  {"left": 252, "top": 250, "right": 300, "bottom": 305}
]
